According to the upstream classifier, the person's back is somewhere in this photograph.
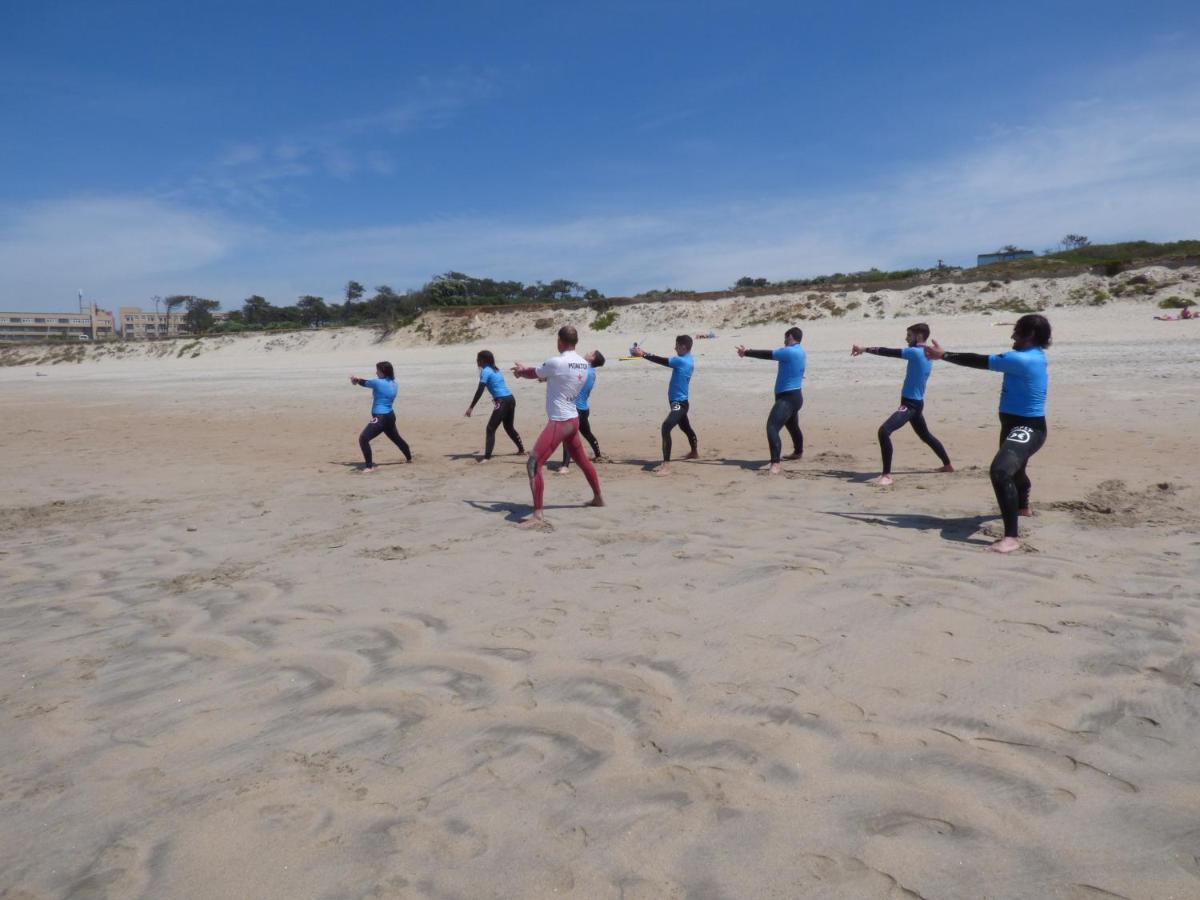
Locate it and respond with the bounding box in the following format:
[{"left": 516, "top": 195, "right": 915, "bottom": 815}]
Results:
[{"left": 538, "top": 350, "right": 590, "bottom": 420}]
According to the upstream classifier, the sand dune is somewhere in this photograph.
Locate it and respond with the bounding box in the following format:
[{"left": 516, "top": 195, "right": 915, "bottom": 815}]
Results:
[{"left": 2, "top": 301, "right": 1199, "bottom": 898}]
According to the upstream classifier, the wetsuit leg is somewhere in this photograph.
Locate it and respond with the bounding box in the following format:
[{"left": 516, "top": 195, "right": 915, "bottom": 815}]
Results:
[
  {"left": 908, "top": 408, "right": 951, "bottom": 467},
  {"left": 660, "top": 401, "right": 688, "bottom": 461},
  {"left": 379, "top": 413, "right": 412, "bottom": 462},
  {"left": 578, "top": 409, "right": 600, "bottom": 457},
  {"left": 784, "top": 402, "right": 803, "bottom": 457},
  {"left": 679, "top": 410, "right": 698, "bottom": 455},
  {"left": 358, "top": 416, "right": 385, "bottom": 466},
  {"left": 877, "top": 402, "right": 917, "bottom": 475},
  {"left": 990, "top": 416, "right": 1047, "bottom": 537},
  {"left": 484, "top": 400, "right": 506, "bottom": 459},
  {"left": 766, "top": 390, "right": 803, "bottom": 464},
  {"left": 500, "top": 395, "right": 523, "bottom": 452},
  {"left": 528, "top": 419, "right": 575, "bottom": 511},
  {"left": 564, "top": 426, "right": 602, "bottom": 498}
]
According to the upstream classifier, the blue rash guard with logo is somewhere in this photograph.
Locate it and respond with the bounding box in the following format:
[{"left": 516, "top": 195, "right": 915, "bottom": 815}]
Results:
[
  {"left": 667, "top": 354, "right": 694, "bottom": 402},
  {"left": 988, "top": 347, "right": 1048, "bottom": 417},
  {"left": 479, "top": 365, "right": 513, "bottom": 400},
  {"left": 900, "top": 346, "right": 933, "bottom": 402},
  {"left": 575, "top": 367, "right": 596, "bottom": 411},
  {"left": 362, "top": 378, "right": 398, "bottom": 415},
  {"left": 770, "top": 344, "right": 806, "bottom": 393}
]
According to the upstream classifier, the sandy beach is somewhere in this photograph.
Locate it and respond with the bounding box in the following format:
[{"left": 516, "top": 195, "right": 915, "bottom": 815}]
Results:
[{"left": 3, "top": 298, "right": 1199, "bottom": 898}]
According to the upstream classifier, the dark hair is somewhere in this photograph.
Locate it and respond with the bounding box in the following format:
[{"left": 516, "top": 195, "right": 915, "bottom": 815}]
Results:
[
  {"left": 591, "top": 349, "right": 606, "bottom": 368},
  {"left": 376, "top": 361, "right": 395, "bottom": 380},
  {"left": 784, "top": 326, "right": 803, "bottom": 343},
  {"left": 676, "top": 334, "right": 694, "bottom": 351},
  {"left": 1014, "top": 314, "right": 1052, "bottom": 348},
  {"left": 558, "top": 325, "right": 579, "bottom": 347},
  {"left": 908, "top": 322, "right": 930, "bottom": 341},
  {"left": 476, "top": 350, "right": 496, "bottom": 370}
]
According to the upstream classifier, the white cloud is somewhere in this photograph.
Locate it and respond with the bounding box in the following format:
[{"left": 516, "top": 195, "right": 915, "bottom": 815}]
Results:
[
  {"left": 5, "top": 54, "right": 1198, "bottom": 310},
  {"left": 0, "top": 196, "right": 237, "bottom": 308}
]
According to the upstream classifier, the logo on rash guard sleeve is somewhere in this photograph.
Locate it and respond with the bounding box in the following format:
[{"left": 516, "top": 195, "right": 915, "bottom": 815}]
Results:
[{"left": 1006, "top": 426, "right": 1033, "bottom": 443}]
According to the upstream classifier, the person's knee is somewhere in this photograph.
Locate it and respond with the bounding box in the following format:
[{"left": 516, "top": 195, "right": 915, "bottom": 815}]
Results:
[
  {"left": 526, "top": 454, "right": 539, "bottom": 479},
  {"left": 990, "top": 453, "right": 1019, "bottom": 485}
]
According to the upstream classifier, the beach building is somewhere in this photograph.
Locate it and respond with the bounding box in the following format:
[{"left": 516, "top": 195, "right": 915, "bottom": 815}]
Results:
[
  {"left": 977, "top": 248, "right": 1035, "bottom": 266},
  {"left": 119, "top": 307, "right": 230, "bottom": 339},
  {"left": 0, "top": 304, "right": 115, "bottom": 343}
]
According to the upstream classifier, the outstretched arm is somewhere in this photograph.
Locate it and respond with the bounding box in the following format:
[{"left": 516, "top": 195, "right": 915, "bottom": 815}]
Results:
[
  {"left": 737, "top": 345, "right": 773, "bottom": 360},
  {"left": 924, "top": 339, "right": 989, "bottom": 368},
  {"left": 511, "top": 363, "right": 539, "bottom": 379},
  {"left": 851, "top": 345, "right": 903, "bottom": 358}
]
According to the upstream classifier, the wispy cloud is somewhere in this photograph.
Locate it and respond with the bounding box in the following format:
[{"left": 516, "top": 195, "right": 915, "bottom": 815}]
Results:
[
  {"left": 0, "top": 196, "right": 238, "bottom": 308},
  {"left": 186, "top": 74, "right": 497, "bottom": 208},
  {"left": 6, "top": 54, "right": 1199, "bottom": 309}
]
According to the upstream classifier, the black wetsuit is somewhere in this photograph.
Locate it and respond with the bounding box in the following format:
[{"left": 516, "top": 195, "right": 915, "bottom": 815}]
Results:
[
  {"left": 470, "top": 384, "right": 524, "bottom": 459},
  {"left": 943, "top": 351, "right": 1048, "bottom": 538},
  {"left": 744, "top": 349, "right": 804, "bottom": 463},
  {"left": 876, "top": 398, "right": 952, "bottom": 475},
  {"left": 359, "top": 413, "right": 412, "bottom": 467},
  {"left": 645, "top": 353, "right": 698, "bottom": 461}
]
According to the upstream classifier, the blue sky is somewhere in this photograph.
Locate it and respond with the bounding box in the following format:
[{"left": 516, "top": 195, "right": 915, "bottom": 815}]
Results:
[{"left": 2, "top": 1, "right": 1199, "bottom": 312}]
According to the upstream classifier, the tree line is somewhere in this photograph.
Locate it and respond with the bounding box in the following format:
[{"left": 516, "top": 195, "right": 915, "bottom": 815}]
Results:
[{"left": 171, "top": 272, "right": 605, "bottom": 334}]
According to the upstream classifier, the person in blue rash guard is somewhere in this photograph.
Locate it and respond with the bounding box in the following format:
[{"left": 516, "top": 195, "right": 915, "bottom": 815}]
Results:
[
  {"left": 925, "top": 313, "right": 1051, "bottom": 554},
  {"left": 632, "top": 334, "right": 698, "bottom": 476},
  {"left": 852, "top": 322, "right": 954, "bottom": 485},
  {"left": 464, "top": 350, "right": 524, "bottom": 462},
  {"left": 736, "top": 326, "right": 806, "bottom": 474},
  {"left": 558, "top": 349, "right": 606, "bottom": 474},
  {"left": 349, "top": 360, "right": 412, "bottom": 472}
]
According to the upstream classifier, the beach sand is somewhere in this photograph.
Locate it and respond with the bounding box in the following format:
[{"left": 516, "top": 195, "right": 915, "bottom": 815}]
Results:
[{"left": 2, "top": 302, "right": 1199, "bottom": 898}]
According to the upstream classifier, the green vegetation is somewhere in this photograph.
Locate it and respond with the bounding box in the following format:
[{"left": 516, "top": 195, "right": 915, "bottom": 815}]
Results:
[
  {"left": 1158, "top": 296, "right": 1195, "bottom": 309},
  {"left": 733, "top": 268, "right": 925, "bottom": 293},
  {"left": 220, "top": 273, "right": 605, "bottom": 334},
  {"left": 590, "top": 309, "right": 618, "bottom": 330}
]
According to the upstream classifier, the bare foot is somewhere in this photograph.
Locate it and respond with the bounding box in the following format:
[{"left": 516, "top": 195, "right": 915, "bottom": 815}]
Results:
[
  {"left": 475, "top": 456, "right": 490, "bottom": 464},
  {"left": 766, "top": 462, "right": 781, "bottom": 475},
  {"left": 784, "top": 451, "right": 803, "bottom": 460},
  {"left": 936, "top": 464, "right": 954, "bottom": 473},
  {"left": 554, "top": 466, "right": 571, "bottom": 475},
  {"left": 516, "top": 512, "right": 547, "bottom": 529},
  {"left": 361, "top": 465, "right": 380, "bottom": 474},
  {"left": 684, "top": 449, "right": 700, "bottom": 460},
  {"left": 988, "top": 537, "right": 1021, "bottom": 553},
  {"left": 873, "top": 474, "right": 894, "bottom": 486},
  {"left": 1018, "top": 507, "right": 1034, "bottom": 517},
  {"left": 586, "top": 496, "right": 605, "bottom": 507},
  {"left": 651, "top": 463, "right": 671, "bottom": 477}
]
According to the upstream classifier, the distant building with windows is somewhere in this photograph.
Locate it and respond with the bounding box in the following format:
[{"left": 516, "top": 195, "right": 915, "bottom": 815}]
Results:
[
  {"left": 0, "top": 303, "right": 115, "bottom": 343},
  {"left": 118, "top": 307, "right": 230, "bottom": 339},
  {"left": 977, "top": 248, "right": 1035, "bottom": 266}
]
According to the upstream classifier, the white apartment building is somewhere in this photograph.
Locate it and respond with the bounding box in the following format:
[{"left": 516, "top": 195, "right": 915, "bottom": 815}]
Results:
[{"left": 0, "top": 306, "right": 116, "bottom": 343}]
